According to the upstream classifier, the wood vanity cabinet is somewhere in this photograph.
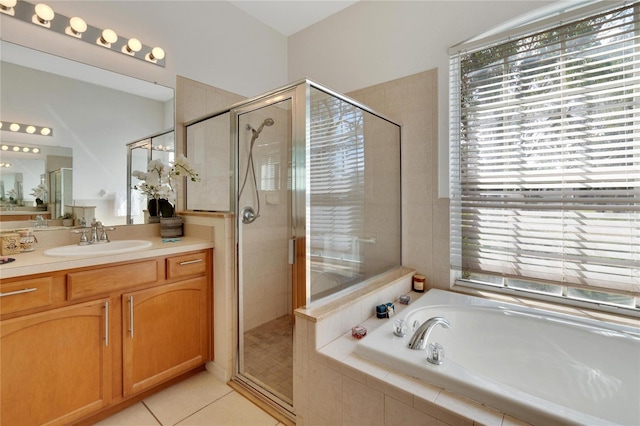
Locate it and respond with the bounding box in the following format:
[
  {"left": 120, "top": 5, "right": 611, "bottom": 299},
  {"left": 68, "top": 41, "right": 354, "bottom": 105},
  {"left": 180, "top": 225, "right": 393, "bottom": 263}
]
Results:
[
  {"left": 0, "top": 299, "right": 111, "bottom": 426},
  {"left": 123, "top": 277, "right": 209, "bottom": 396},
  {"left": 0, "top": 248, "right": 212, "bottom": 426},
  {"left": 0, "top": 213, "right": 52, "bottom": 222}
]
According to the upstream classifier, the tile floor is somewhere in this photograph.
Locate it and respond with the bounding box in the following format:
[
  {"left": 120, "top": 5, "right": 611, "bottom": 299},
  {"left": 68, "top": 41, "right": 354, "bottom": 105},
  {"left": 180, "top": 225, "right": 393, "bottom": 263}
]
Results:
[
  {"left": 244, "top": 315, "right": 293, "bottom": 402},
  {"left": 95, "top": 370, "right": 283, "bottom": 426}
]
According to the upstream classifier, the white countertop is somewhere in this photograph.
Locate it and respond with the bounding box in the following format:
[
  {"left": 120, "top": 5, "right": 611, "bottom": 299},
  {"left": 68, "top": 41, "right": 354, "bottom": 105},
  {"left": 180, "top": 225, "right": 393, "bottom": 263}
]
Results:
[{"left": 0, "top": 236, "right": 214, "bottom": 279}]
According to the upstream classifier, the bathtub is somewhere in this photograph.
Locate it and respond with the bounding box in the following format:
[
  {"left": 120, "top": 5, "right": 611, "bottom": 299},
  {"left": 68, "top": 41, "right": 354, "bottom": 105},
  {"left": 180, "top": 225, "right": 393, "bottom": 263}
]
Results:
[{"left": 355, "top": 289, "right": 640, "bottom": 425}]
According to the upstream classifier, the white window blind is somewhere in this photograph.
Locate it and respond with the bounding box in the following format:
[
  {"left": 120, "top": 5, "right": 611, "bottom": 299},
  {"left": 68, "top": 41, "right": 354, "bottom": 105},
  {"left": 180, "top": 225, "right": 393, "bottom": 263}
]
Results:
[
  {"left": 309, "top": 89, "right": 365, "bottom": 264},
  {"left": 450, "top": 3, "right": 640, "bottom": 299}
]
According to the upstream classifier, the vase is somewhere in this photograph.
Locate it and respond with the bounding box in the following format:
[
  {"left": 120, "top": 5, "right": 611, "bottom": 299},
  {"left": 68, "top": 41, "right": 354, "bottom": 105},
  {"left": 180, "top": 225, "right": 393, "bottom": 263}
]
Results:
[
  {"left": 160, "top": 216, "right": 183, "bottom": 238},
  {"left": 148, "top": 198, "right": 175, "bottom": 218}
]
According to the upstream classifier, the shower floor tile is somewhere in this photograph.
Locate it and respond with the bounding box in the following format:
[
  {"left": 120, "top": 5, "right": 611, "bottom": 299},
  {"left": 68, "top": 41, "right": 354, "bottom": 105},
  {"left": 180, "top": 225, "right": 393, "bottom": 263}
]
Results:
[{"left": 244, "top": 315, "right": 293, "bottom": 402}]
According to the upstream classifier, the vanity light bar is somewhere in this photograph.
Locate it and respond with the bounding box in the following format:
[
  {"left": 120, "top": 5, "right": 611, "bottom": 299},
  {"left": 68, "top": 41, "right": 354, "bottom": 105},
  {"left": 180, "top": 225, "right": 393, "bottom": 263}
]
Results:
[
  {"left": 2, "top": 1, "right": 165, "bottom": 67},
  {"left": 0, "top": 120, "right": 52, "bottom": 136},
  {"left": 152, "top": 145, "right": 174, "bottom": 152},
  {"left": 0, "top": 163, "right": 13, "bottom": 168},
  {"left": 0, "top": 144, "right": 41, "bottom": 154}
]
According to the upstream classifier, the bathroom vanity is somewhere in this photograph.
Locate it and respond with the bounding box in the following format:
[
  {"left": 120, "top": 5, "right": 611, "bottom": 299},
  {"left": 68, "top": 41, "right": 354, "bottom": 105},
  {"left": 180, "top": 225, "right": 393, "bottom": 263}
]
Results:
[
  {"left": 0, "top": 240, "right": 213, "bottom": 425},
  {"left": 0, "top": 210, "right": 52, "bottom": 222}
]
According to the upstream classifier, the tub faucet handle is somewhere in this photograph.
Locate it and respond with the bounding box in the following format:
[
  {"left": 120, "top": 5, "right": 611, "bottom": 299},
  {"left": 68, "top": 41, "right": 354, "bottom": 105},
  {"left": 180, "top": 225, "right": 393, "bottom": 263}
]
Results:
[{"left": 426, "top": 342, "right": 445, "bottom": 365}]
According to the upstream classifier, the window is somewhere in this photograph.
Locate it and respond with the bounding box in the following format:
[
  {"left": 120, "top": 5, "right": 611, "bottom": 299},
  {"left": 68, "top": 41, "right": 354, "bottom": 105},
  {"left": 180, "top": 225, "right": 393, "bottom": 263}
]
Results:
[
  {"left": 450, "top": 2, "right": 640, "bottom": 312},
  {"left": 309, "top": 88, "right": 365, "bottom": 273}
]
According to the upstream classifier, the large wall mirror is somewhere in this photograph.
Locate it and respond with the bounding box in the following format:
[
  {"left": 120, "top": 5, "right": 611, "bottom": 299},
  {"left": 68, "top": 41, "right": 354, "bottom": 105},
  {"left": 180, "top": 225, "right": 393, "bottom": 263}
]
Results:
[{"left": 0, "top": 40, "right": 174, "bottom": 226}]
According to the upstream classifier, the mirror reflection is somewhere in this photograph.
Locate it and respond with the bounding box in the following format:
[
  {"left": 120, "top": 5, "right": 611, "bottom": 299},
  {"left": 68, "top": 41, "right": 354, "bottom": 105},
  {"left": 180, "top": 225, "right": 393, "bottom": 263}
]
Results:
[{"left": 0, "top": 41, "right": 174, "bottom": 226}]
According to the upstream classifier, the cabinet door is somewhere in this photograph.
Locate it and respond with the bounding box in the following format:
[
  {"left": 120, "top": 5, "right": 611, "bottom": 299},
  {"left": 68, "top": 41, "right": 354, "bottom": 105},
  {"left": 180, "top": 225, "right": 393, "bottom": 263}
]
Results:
[
  {"left": 122, "top": 277, "right": 208, "bottom": 396},
  {"left": 1, "top": 299, "right": 111, "bottom": 426}
]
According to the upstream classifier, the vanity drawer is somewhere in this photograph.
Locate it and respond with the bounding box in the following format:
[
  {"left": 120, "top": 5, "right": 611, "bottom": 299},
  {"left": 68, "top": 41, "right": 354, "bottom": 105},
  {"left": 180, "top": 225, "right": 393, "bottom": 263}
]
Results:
[
  {"left": 67, "top": 260, "right": 158, "bottom": 300},
  {"left": 166, "top": 252, "right": 207, "bottom": 279},
  {"left": 0, "top": 277, "right": 53, "bottom": 315}
]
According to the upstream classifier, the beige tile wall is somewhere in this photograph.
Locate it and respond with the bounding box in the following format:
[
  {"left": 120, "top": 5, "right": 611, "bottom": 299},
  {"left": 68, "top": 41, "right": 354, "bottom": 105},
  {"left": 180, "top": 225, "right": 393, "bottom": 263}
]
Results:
[
  {"left": 176, "top": 76, "right": 245, "bottom": 382},
  {"left": 239, "top": 105, "right": 292, "bottom": 330},
  {"left": 348, "top": 69, "right": 451, "bottom": 291}
]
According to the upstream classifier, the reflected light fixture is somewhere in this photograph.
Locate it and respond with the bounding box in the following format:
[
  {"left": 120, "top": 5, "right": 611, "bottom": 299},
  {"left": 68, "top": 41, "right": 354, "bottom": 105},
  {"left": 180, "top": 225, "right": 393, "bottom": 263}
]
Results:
[
  {"left": 0, "top": 120, "right": 53, "bottom": 136},
  {"left": 0, "top": 0, "right": 17, "bottom": 16},
  {"left": 6, "top": 1, "right": 165, "bottom": 66},
  {"left": 0, "top": 144, "right": 42, "bottom": 155},
  {"left": 66, "top": 16, "right": 87, "bottom": 38},
  {"left": 32, "top": 2, "right": 53, "bottom": 27},
  {"left": 1, "top": 163, "right": 12, "bottom": 168}
]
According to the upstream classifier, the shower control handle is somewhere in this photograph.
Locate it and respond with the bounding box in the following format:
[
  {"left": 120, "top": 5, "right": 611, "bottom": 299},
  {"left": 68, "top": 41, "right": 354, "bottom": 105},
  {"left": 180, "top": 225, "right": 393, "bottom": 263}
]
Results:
[{"left": 241, "top": 206, "right": 258, "bottom": 224}]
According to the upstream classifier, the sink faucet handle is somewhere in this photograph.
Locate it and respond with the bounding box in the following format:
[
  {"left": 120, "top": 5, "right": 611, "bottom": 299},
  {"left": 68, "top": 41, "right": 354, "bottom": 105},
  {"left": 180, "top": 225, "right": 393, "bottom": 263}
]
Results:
[
  {"left": 72, "top": 229, "right": 89, "bottom": 245},
  {"left": 99, "top": 227, "right": 116, "bottom": 242}
]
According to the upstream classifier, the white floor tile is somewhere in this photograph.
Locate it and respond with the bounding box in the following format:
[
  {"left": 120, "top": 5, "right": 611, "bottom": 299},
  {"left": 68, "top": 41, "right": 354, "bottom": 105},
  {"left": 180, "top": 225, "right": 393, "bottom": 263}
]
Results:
[
  {"left": 176, "top": 392, "right": 279, "bottom": 426},
  {"left": 93, "top": 402, "right": 160, "bottom": 426},
  {"left": 143, "top": 371, "right": 234, "bottom": 425}
]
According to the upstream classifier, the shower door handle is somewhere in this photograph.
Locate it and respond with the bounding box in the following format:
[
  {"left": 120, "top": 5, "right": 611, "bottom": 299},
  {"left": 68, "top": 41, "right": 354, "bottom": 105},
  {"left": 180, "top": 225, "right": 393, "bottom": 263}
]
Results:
[{"left": 288, "top": 238, "right": 296, "bottom": 265}]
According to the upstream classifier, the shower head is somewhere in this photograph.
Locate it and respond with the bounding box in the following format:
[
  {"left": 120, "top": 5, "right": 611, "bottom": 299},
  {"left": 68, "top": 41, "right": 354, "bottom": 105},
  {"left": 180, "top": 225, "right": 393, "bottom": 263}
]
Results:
[{"left": 249, "top": 118, "right": 275, "bottom": 138}]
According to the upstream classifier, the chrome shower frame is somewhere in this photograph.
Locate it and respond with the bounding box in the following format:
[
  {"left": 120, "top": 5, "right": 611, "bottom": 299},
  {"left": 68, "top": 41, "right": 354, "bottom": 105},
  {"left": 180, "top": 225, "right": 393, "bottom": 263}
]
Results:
[{"left": 183, "top": 78, "right": 401, "bottom": 421}]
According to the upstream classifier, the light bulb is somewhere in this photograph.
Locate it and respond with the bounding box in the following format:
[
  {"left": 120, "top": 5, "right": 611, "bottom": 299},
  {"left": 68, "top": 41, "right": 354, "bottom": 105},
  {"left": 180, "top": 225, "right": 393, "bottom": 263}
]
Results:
[
  {"left": 23, "top": 147, "right": 30, "bottom": 153},
  {"left": 33, "top": 148, "right": 40, "bottom": 154},
  {"left": 151, "top": 47, "right": 164, "bottom": 60},
  {"left": 26, "top": 125, "right": 36, "bottom": 134},
  {"left": 68, "top": 16, "right": 87, "bottom": 36},
  {"left": 9, "top": 123, "right": 20, "bottom": 132},
  {"left": 99, "top": 29, "right": 118, "bottom": 46},
  {"left": 0, "top": 0, "right": 17, "bottom": 8},
  {"left": 40, "top": 127, "right": 51, "bottom": 136},
  {"left": 146, "top": 46, "right": 165, "bottom": 63},
  {"left": 12, "top": 146, "right": 20, "bottom": 152},
  {"left": 124, "top": 38, "right": 142, "bottom": 54},
  {"left": 0, "top": 0, "right": 17, "bottom": 14},
  {"left": 0, "top": 122, "right": 3, "bottom": 129},
  {"left": 34, "top": 3, "right": 54, "bottom": 25},
  {"left": 1, "top": 145, "right": 8, "bottom": 151}
]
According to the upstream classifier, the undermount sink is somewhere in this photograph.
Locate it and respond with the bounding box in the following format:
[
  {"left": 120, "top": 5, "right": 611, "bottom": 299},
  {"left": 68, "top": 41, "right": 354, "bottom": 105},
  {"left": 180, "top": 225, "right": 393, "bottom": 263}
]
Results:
[{"left": 43, "top": 240, "right": 153, "bottom": 257}]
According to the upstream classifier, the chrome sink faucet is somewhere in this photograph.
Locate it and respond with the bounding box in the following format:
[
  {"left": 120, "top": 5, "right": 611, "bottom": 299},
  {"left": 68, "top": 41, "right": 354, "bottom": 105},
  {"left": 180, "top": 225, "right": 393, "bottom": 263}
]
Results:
[
  {"left": 72, "top": 219, "right": 115, "bottom": 245},
  {"left": 34, "top": 215, "right": 48, "bottom": 228},
  {"left": 407, "top": 316, "right": 450, "bottom": 351},
  {"left": 90, "top": 218, "right": 101, "bottom": 243},
  {"left": 90, "top": 218, "right": 113, "bottom": 244}
]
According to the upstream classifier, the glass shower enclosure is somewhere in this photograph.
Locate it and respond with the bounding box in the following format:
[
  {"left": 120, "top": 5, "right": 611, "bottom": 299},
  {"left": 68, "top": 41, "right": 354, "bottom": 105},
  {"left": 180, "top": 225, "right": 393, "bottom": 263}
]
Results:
[{"left": 185, "top": 79, "right": 401, "bottom": 417}]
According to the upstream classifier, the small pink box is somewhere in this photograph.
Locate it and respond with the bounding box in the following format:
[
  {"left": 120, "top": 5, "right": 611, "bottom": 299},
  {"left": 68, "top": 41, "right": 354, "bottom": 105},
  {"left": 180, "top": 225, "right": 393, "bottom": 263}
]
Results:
[{"left": 351, "top": 325, "right": 367, "bottom": 339}]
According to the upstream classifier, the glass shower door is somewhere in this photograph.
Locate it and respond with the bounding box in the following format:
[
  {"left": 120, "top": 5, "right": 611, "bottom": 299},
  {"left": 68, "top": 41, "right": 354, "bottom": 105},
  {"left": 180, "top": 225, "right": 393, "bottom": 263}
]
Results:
[{"left": 237, "top": 96, "right": 295, "bottom": 407}]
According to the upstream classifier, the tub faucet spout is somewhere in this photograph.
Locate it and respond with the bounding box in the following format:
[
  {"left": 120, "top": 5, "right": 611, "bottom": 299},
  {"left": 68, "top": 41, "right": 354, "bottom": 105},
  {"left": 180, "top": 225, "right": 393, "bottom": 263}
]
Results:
[{"left": 407, "top": 316, "right": 450, "bottom": 350}]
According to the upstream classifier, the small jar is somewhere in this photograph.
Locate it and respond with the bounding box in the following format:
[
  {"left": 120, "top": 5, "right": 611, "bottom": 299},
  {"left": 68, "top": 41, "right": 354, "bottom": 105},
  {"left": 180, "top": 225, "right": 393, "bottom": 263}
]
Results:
[{"left": 413, "top": 274, "right": 426, "bottom": 293}]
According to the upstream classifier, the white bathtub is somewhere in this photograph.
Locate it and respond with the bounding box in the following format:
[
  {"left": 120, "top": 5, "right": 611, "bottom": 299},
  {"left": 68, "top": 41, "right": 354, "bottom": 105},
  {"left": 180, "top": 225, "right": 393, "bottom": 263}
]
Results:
[{"left": 355, "top": 289, "right": 640, "bottom": 425}]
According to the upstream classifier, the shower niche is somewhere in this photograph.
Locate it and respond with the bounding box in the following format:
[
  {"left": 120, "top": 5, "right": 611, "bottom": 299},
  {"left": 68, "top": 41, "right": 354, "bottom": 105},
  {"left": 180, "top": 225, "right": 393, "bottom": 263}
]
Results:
[{"left": 185, "top": 79, "right": 401, "bottom": 417}]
